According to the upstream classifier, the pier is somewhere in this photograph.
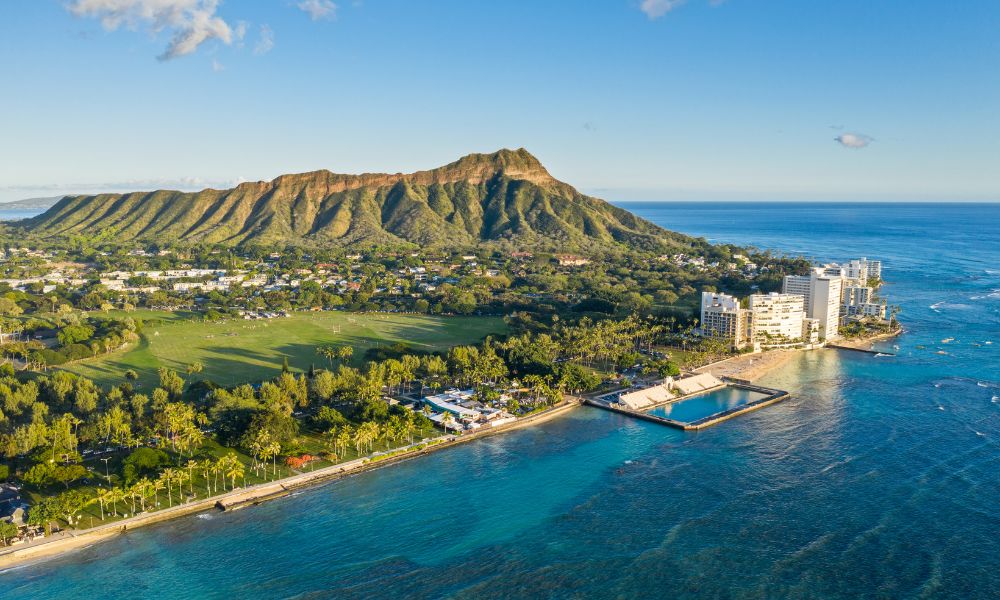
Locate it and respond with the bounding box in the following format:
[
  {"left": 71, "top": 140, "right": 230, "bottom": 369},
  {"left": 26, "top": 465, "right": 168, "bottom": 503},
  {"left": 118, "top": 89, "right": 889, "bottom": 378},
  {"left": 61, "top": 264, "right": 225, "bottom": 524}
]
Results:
[{"left": 584, "top": 382, "right": 790, "bottom": 430}]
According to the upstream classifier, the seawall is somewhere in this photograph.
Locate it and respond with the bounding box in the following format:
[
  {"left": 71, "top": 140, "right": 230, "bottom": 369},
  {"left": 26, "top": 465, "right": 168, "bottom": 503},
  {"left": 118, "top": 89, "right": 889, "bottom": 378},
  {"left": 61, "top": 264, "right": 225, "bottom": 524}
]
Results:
[{"left": 0, "top": 398, "right": 580, "bottom": 571}]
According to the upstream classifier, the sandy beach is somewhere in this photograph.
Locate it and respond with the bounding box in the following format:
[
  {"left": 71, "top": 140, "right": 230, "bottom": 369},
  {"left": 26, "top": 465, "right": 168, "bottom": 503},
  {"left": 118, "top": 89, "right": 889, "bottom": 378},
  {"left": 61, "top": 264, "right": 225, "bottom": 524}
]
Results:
[
  {"left": 0, "top": 398, "right": 581, "bottom": 572},
  {"left": 694, "top": 349, "right": 798, "bottom": 382},
  {"left": 694, "top": 328, "right": 903, "bottom": 383}
]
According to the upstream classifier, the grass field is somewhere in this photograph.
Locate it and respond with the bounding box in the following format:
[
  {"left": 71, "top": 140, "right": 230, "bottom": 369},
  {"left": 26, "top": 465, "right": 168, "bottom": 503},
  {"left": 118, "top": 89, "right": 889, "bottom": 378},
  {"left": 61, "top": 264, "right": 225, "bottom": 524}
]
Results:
[{"left": 62, "top": 311, "right": 506, "bottom": 388}]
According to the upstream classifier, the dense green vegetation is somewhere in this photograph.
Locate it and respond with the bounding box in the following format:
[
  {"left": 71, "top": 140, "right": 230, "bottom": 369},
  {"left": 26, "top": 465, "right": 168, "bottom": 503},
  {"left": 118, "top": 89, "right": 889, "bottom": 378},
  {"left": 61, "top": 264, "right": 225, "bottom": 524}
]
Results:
[
  {"left": 0, "top": 311, "right": 695, "bottom": 537},
  {"left": 19, "top": 149, "right": 685, "bottom": 250}
]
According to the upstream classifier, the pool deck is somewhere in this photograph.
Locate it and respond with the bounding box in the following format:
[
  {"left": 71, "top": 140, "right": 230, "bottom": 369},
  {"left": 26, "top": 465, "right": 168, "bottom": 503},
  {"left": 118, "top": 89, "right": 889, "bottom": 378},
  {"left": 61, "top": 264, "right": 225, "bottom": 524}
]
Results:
[{"left": 584, "top": 380, "right": 790, "bottom": 430}]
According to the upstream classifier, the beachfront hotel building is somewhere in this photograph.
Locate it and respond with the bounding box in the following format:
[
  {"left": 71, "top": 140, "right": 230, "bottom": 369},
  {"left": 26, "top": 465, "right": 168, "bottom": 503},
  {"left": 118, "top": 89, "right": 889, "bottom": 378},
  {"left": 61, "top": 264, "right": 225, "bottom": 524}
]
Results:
[
  {"left": 748, "top": 292, "right": 806, "bottom": 347},
  {"left": 700, "top": 292, "right": 749, "bottom": 347},
  {"left": 845, "top": 257, "right": 881, "bottom": 281},
  {"left": 782, "top": 269, "right": 843, "bottom": 341},
  {"left": 842, "top": 285, "right": 888, "bottom": 320}
]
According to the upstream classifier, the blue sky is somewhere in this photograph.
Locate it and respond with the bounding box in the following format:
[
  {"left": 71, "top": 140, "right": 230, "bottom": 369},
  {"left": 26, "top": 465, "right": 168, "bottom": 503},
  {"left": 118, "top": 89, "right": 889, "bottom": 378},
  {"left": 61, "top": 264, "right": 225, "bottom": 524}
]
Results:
[{"left": 1, "top": 0, "right": 998, "bottom": 203}]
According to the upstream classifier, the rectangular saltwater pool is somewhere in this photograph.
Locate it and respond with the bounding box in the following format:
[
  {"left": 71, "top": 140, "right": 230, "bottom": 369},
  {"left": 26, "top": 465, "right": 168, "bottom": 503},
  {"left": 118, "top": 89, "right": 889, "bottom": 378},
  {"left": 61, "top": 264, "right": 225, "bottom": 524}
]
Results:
[{"left": 646, "top": 386, "right": 771, "bottom": 424}]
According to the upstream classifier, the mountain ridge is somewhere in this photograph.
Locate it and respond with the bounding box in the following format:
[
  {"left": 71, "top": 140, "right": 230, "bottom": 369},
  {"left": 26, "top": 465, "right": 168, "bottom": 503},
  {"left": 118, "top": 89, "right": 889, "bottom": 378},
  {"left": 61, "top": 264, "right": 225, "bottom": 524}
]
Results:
[{"left": 22, "top": 149, "right": 686, "bottom": 250}]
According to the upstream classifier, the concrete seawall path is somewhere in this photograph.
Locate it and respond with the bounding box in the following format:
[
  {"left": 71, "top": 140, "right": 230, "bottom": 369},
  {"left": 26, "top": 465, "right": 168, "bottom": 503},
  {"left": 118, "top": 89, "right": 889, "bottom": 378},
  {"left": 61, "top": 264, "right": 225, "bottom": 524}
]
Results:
[{"left": 0, "top": 398, "right": 581, "bottom": 572}]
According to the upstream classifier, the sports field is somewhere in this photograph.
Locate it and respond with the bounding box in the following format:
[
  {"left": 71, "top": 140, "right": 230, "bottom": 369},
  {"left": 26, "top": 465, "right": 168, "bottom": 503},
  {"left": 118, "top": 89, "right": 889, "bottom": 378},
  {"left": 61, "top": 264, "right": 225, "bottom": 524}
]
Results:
[{"left": 63, "top": 310, "right": 506, "bottom": 388}]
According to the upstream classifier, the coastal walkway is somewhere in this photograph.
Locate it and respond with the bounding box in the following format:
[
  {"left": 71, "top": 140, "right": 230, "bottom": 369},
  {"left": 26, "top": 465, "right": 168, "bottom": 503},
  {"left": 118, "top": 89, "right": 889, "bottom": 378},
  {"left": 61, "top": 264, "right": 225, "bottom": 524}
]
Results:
[{"left": 0, "top": 397, "right": 581, "bottom": 571}]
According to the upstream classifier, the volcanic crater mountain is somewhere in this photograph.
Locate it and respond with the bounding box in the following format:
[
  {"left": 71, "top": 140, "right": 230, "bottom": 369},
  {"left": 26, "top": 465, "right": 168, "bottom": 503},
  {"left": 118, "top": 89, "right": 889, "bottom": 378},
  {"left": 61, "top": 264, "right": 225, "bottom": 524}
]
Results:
[{"left": 24, "top": 149, "right": 682, "bottom": 249}]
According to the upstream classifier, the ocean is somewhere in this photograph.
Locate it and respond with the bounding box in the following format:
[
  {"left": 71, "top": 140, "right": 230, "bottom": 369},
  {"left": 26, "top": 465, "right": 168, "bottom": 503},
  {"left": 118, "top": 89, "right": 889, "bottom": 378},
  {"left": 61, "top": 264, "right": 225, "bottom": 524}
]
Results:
[
  {"left": 0, "top": 210, "right": 41, "bottom": 223},
  {"left": 2, "top": 202, "right": 998, "bottom": 599}
]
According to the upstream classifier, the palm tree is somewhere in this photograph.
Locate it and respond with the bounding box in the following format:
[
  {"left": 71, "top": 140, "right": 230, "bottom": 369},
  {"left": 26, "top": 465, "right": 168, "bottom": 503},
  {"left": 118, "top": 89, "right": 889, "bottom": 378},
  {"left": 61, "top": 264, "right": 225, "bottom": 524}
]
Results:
[
  {"left": 96, "top": 488, "right": 112, "bottom": 520},
  {"left": 335, "top": 427, "right": 352, "bottom": 459},
  {"left": 337, "top": 345, "right": 354, "bottom": 365},
  {"left": 135, "top": 478, "right": 154, "bottom": 512},
  {"left": 108, "top": 487, "right": 125, "bottom": 517},
  {"left": 213, "top": 457, "right": 226, "bottom": 492},
  {"left": 185, "top": 460, "right": 198, "bottom": 497},
  {"left": 199, "top": 458, "right": 214, "bottom": 495},
  {"left": 224, "top": 455, "right": 244, "bottom": 490},
  {"left": 151, "top": 476, "right": 165, "bottom": 508},
  {"left": 363, "top": 421, "right": 381, "bottom": 453},
  {"left": 161, "top": 468, "right": 178, "bottom": 507},
  {"left": 316, "top": 345, "right": 337, "bottom": 368},
  {"left": 174, "top": 469, "right": 190, "bottom": 502},
  {"left": 266, "top": 440, "right": 281, "bottom": 478},
  {"left": 127, "top": 482, "right": 141, "bottom": 514}
]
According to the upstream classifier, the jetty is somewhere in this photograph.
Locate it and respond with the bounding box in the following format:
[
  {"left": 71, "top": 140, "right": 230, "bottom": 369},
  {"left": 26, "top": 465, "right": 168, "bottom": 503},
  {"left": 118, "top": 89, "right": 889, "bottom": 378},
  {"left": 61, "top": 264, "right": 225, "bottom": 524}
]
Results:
[{"left": 826, "top": 343, "right": 895, "bottom": 356}]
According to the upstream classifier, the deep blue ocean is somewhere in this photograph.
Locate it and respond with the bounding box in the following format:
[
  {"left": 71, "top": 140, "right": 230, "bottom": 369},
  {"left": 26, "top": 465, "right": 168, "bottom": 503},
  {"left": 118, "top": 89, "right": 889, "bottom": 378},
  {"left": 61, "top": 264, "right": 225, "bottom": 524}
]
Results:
[{"left": 2, "top": 202, "right": 998, "bottom": 599}]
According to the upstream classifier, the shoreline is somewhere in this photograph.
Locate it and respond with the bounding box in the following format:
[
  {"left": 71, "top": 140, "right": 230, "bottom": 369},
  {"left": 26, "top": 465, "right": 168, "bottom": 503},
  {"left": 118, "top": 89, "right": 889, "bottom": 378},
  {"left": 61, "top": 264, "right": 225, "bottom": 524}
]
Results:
[
  {"left": 0, "top": 398, "right": 581, "bottom": 572},
  {"left": 694, "top": 349, "right": 798, "bottom": 382},
  {"left": 694, "top": 328, "right": 903, "bottom": 383},
  {"left": 826, "top": 327, "right": 903, "bottom": 351}
]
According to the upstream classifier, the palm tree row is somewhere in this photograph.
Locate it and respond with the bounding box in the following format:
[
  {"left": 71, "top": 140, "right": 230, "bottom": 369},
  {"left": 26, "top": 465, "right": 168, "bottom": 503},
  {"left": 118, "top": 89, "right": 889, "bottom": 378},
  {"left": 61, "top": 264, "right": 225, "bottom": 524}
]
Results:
[{"left": 92, "top": 453, "right": 250, "bottom": 523}]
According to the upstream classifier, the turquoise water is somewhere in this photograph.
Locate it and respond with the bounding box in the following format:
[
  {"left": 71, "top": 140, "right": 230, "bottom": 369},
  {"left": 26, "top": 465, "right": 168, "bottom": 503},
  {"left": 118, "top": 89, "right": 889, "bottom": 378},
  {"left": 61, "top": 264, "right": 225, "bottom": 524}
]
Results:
[
  {"left": 647, "top": 386, "right": 769, "bottom": 423},
  {"left": 0, "top": 209, "right": 42, "bottom": 222},
  {"left": 2, "top": 202, "right": 998, "bottom": 599}
]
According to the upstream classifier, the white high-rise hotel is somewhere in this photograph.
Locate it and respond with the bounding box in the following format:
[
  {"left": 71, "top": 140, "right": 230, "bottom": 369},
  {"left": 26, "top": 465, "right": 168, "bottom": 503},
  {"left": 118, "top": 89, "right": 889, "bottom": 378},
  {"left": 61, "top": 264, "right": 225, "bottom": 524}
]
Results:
[
  {"left": 701, "top": 291, "right": 818, "bottom": 348},
  {"left": 782, "top": 268, "right": 843, "bottom": 341},
  {"left": 700, "top": 292, "right": 749, "bottom": 347},
  {"left": 748, "top": 292, "right": 807, "bottom": 345}
]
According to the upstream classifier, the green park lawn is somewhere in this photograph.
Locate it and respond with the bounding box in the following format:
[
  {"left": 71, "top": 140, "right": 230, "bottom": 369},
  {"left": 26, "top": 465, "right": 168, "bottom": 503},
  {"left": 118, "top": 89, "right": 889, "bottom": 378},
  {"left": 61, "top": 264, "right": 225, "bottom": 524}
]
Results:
[{"left": 61, "top": 310, "right": 506, "bottom": 389}]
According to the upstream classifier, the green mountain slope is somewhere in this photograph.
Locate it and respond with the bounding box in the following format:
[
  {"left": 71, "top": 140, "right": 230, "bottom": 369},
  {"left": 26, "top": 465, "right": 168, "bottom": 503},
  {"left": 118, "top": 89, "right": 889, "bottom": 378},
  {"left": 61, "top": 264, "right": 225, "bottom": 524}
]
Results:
[{"left": 23, "top": 149, "right": 684, "bottom": 249}]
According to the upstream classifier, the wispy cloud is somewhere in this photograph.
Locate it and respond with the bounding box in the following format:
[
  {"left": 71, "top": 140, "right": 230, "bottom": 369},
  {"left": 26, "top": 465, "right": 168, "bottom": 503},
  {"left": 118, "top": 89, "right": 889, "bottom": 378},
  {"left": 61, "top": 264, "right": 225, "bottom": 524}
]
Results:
[
  {"left": 2, "top": 177, "right": 245, "bottom": 195},
  {"left": 834, "top": 133, "right": 874, "bottom": 149},
  {"left": 640, "top": 0, "right": 686, "bottom": 19},
  {"left": 68, "top": 0, "right": 238, "bottom": 60},
  {"left": 297, "top": 0, "right": 337, "bottom": 21},
  {"left": 254, "top": 24, "right": 274, "bottom": 55},
  {"left": 212, "top": 58, "right": 225, "bottom": 72}
]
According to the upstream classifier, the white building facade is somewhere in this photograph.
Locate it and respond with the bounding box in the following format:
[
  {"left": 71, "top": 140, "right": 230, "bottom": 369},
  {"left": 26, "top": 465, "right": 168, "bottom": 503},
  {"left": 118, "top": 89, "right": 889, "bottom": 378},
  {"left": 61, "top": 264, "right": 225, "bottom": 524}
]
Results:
[
  {"left": 748, "top": 293, "right": 805, "bottom": 347},
  {"left": 782, "top": 269, "right": 842, "bottom": 341},
  {"left": 700, "top": 292, "right": 749, "bottom": 347}
]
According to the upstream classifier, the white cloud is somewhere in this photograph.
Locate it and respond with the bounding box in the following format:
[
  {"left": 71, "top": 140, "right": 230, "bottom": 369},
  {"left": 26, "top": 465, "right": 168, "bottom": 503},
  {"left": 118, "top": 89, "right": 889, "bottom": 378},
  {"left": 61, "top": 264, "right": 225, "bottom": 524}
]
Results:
[
  {"left": 234, "top": 20, "right": 248, "bottom": 42},
  {"left": 297, "top": 0, "right": 338, "bottom": 20},
  {"left": 640, "top": 0, "right": 686, "bottom": 19},
  {"left": 254, "top": 24, "right": 274, "bottom": 55},
  {"left": 68, "top": 0, "right": 236, "bottom": 60},
  {"left": 834, "top": 133, "right": 874, "bottom": 149},
  {"left": 211, "top": 58, "right": 224, "bottom": 72}
]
